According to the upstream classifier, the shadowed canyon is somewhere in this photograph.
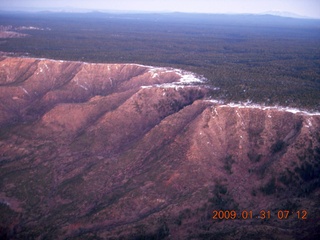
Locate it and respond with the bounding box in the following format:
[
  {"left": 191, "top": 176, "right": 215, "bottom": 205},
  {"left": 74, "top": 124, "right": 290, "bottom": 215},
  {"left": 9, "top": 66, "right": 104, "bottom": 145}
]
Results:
[{"left": 0, "top": 57, "right": 320, "bottom": 239}]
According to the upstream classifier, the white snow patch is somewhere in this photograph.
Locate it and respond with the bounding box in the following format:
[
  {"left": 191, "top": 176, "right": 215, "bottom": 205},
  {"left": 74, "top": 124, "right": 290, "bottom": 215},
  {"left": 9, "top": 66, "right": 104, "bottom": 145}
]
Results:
[
  {"left": 78, "top": 84, "right": 88, "bottom": 91},
  {"left": 205, "top": 101, "right": 320, "bottom": 116},
  {"left": 126, "top": 63, "right": 151, "bottom": 68},
  {"left": 19, "top": 86, "right": 30, "bottom": 95},
  {"left": 306, "top": 118, "right": 312, "bottom": 127},
  {"left": 152, "top": 72, "right": 159, "bottom": 78},
  {"left": 214, "top": 107, "right": 218, "bottom": 116},
  {"left": 141, "top": 83, "right": 199, "bottom": 90},
  {"left": 148, "top": 67, "right": 164, "bottom": 79},
  {"left": 74, "top": 79, "right": 89, "bottom": 91},
  {"left": 205, "top": 99, "right": 225, "bottom": 105},
  {"left": 175, "top": 69, "right": 204, "bottom": 84},
  {"left": 236, "top": 110, "right": 241, "bottom": 118},
  {"left": 141, "top": 85, "right": 152, "bottom": 89},
  {"left": 44, "top": 63, "right": 49, "bottom": 70},
  {"left": 141, "top": 67, "right": 206, "bottom": 89}
]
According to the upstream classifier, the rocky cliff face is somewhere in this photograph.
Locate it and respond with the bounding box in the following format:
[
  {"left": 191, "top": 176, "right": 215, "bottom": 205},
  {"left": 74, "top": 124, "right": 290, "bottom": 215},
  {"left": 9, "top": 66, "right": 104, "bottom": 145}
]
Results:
[{"left": 0, "top": 57, "right": 319, "bottom": 239}]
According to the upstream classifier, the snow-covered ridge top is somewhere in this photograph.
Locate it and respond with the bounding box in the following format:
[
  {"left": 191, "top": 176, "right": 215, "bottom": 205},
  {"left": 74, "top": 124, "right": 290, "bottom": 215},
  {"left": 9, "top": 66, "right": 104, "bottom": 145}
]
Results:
[
  {"left": 174, "top": 69, "right": 205, "bottom": 84},
  {"left": 206, "top": 100, "right": 320, "bottom": 116},
  {"left": 16, "top": 56, "right": 207, "bottom": 87}
]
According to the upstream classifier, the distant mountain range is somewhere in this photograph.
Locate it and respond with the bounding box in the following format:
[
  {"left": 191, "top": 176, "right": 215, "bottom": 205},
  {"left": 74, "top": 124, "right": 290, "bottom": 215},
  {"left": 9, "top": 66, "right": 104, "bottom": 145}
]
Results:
[
  {"left": 260, "top": 10, "right": 309, "bottom": 19},
  {"left": 0, "top": 6, "right": 317, "bottom": 19}
]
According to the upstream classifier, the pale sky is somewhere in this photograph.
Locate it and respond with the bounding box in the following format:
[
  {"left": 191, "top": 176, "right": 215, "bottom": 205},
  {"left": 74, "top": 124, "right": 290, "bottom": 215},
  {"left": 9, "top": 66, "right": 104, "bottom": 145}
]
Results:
[{"left": 1, "top": 0, "right": 319, "bottom": 18}]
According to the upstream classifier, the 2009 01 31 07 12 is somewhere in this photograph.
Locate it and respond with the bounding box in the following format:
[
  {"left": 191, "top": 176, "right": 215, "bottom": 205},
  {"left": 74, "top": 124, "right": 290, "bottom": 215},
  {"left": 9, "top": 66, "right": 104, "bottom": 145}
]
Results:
[{"left": 212, "top": 210, "right": 308, "bottom": 220}]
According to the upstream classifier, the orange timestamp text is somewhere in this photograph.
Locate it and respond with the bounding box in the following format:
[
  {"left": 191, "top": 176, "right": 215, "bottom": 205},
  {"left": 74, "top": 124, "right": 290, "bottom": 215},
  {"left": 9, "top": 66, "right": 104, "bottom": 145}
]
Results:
[{"left": 212, "top": 210, "right": 308, "bottom": 220}]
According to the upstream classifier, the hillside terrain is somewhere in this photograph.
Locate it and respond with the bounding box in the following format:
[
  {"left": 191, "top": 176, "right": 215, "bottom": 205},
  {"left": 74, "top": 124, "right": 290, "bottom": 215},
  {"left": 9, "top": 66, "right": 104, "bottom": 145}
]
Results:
[{"left": 0, "top": 57, "right": 319, "bottom": 239}]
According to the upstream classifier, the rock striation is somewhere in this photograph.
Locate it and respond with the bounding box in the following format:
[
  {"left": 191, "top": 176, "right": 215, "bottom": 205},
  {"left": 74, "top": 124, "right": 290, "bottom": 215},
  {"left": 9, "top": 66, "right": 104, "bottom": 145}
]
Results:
[{"left": 0, "top": 57, "right": 319, "bottom": 239}]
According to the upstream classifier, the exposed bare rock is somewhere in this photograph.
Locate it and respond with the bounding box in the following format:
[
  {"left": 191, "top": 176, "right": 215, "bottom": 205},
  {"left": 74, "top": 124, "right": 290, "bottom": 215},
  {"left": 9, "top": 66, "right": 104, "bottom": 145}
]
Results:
[
  {"left": 0, "top": 31, "right": 29, "bottom": 39},
  {"left": 0, "top": 25, "right": 47, "bottom": 39},
  {"left": 0, "top": 57, "right": 319, "bottom": 239}
]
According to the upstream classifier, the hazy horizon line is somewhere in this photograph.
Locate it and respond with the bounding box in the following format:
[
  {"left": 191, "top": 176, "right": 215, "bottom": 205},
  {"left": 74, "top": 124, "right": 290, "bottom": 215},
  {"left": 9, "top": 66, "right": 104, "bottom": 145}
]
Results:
[{"left": 0, "top": 8, "right": 318, "bottom": 20}]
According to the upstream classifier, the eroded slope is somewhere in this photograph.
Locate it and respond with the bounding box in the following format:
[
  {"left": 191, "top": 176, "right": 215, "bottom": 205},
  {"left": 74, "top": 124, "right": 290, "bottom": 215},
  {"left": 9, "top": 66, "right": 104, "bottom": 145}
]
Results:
[{"left": 0, "top": 57, "right": 319, "bottom": 239}]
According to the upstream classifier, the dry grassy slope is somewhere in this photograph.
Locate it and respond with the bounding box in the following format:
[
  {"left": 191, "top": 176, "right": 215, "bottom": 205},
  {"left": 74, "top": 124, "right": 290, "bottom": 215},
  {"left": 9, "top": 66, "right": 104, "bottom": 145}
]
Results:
[{"left": 0, "top": 57, "right": 319, "bottom": 239}]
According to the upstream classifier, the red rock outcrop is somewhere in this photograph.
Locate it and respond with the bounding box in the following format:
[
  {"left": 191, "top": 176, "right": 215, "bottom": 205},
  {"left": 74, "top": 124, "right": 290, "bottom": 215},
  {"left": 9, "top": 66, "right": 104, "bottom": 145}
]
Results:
[{"left": 0, "top": 57, "right": 319, "bottom": 239}]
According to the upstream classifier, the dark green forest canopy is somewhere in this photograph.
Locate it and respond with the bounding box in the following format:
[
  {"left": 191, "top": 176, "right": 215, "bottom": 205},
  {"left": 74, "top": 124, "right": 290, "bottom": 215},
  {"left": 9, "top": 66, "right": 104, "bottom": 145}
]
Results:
[{"left": 1, "top": 12, "right": 320, "bottom": 110}]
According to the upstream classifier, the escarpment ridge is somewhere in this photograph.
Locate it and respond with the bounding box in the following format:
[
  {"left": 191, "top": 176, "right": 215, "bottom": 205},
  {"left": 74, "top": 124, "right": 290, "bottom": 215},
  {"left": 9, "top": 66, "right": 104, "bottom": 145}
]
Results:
[
  {"left": 0, "top": 57, "right": 319, "bottom": 239},
  {"left": 0, "top": 57, "right": 205, "bottom": 127}
]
